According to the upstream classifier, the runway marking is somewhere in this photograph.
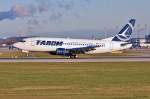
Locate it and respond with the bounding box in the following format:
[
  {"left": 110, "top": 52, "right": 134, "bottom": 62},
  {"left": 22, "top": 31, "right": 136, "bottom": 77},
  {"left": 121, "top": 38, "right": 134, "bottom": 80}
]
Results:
[
  {"left": 0, "top": 57, "right": 149, "bottom": 62},
  {"left": 12, "top": 86, "right": 72, "bottom": 91}
]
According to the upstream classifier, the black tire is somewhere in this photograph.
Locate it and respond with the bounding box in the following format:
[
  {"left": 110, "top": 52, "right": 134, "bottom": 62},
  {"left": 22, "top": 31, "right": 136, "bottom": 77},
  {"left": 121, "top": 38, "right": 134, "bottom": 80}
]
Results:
[{"left": 69, "top": 55, "right": 77, "bottom": 59}]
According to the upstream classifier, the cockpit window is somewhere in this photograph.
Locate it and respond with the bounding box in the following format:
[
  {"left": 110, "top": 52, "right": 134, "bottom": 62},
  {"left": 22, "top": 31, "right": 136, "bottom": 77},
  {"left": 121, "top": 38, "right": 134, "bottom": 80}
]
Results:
[{"left": 20, "top": 40, "right": 26, "bottom": 42}]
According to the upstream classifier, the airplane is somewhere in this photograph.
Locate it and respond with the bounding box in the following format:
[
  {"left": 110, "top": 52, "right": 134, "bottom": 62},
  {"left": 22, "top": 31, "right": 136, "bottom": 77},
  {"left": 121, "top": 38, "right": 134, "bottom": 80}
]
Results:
[{"left": 13, "top": 19, "right": 136, "bottom": 58}]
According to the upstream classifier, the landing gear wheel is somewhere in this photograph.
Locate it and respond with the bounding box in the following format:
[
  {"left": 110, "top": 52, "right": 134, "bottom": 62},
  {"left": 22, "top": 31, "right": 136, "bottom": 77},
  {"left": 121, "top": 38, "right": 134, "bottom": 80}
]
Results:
[{"left": 69, "top": 55, "right": 78, "bottom": 59}]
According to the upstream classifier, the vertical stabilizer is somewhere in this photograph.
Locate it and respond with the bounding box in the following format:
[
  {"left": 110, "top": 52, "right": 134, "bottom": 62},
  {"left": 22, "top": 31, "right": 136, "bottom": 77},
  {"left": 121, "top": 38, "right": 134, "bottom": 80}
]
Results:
[{"left": 112, "top": 19, "right": 136, "bottom": 42}]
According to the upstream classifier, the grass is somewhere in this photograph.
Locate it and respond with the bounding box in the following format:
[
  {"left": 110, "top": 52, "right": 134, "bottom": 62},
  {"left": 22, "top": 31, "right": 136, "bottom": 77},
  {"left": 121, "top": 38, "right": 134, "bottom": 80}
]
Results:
[{"left": 0, "top": 62, "right": 150, "bottom": 99}]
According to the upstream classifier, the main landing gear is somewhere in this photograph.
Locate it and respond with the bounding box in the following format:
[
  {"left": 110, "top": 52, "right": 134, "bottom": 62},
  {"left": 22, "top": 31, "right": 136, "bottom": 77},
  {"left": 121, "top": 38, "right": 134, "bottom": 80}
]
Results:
[
  {"left": 22, "top": 50, "right": 29, "bottom": 57},
  {"left": 69, "top": 55, "right": 78, "bottom": 59}
]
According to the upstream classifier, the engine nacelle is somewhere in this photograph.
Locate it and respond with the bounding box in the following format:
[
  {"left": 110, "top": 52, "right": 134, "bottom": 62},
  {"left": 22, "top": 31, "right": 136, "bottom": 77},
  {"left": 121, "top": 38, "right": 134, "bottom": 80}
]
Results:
[{"left": 56, "top": 48, "right": 71, "bottom": 56}]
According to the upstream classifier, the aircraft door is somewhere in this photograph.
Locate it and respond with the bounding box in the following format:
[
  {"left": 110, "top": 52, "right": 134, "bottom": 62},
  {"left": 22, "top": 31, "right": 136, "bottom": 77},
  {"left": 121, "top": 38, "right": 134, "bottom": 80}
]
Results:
[{"left": 31, "top": 40, "right": 36, "bottom": 46}]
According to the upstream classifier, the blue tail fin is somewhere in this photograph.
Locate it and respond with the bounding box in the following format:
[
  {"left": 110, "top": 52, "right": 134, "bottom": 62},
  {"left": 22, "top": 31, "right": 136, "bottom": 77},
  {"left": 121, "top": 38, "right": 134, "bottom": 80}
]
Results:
[{"left": 112, "top": 19, "right": 136, "bottom": 42}]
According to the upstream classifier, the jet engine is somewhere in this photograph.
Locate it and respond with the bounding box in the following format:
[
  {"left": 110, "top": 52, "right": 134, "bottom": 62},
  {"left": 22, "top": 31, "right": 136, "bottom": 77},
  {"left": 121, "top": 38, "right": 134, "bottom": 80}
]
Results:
[{"left": 56, "top": 48, "right": 71, "bottom": 56}]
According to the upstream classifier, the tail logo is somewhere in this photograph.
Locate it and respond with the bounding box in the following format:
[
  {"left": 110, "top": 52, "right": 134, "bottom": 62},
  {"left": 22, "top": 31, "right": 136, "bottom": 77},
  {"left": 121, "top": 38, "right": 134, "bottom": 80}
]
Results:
[
  {"left": 116, "top": 23, "right": 133, "bottom": 41},
  {"left": 112, "top": 19, "right": 135, "bottom": 42}
]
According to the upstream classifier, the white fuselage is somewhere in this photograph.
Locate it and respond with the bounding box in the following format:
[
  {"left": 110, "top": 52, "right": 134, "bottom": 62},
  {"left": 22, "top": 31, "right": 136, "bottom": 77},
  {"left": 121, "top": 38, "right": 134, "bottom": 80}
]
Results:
[{"left": 13, "top": 37, "right": 132, "bottom": 54}]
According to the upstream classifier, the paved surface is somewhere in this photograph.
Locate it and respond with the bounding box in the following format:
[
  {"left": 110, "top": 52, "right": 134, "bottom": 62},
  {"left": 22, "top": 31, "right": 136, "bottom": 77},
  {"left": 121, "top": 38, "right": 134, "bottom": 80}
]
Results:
[{"left": 0, "top": 57, "right": 149, "bottom": 62}]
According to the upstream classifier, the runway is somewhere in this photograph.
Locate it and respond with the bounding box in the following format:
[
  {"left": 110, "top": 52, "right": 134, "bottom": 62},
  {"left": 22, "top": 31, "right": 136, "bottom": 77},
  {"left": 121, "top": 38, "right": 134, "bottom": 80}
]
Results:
[{"left": 0, "top": 57, "right": 149, "bottom": 62}]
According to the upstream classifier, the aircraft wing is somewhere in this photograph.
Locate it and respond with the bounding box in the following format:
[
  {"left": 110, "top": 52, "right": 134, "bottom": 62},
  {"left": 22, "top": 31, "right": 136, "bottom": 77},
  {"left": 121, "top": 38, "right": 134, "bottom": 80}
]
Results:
[{"left": 67, "top": 46, "right": 98, "bottom": 54}]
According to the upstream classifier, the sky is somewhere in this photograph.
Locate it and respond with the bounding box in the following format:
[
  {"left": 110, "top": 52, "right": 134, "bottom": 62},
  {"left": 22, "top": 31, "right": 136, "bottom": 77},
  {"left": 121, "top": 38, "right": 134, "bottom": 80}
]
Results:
[{"left": 0, "top": 0, "right": 149, "bottom": 38}]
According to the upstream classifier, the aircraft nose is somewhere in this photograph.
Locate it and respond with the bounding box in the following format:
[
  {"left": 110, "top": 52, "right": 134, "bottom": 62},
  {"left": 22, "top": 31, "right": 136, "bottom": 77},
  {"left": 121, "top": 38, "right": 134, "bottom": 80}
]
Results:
[{"left": 13, "top": 42, "right": 22, "bottom": 48}]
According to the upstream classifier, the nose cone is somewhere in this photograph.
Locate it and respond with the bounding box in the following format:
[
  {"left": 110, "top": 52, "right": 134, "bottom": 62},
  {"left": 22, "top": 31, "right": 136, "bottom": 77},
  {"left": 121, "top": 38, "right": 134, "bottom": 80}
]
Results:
[{"left": 13, "top": 42, "right": 22, "bottom": 49}]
